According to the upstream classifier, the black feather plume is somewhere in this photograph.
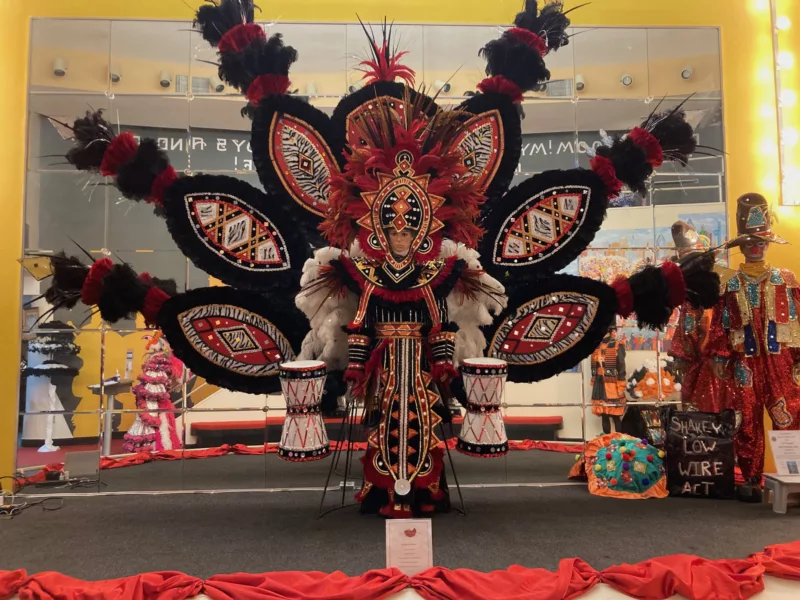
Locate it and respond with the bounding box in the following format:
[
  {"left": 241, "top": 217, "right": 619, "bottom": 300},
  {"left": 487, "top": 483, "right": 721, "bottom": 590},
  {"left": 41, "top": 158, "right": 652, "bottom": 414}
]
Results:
[
  {"left": 195, "top": 0, "right": 258, "bottom": 46},
  {"left": 644, "top": 107, "right": 697, "bottom": 166},
  {"left": 114, "top": 139, "right": 172, "bottom": 202},
  {"left": 596, "top": 137, "right": 652, "bottom": 197},
  {"left": 62, "top": 110, "right": 115, "bottom": 172},
  {"left": 97, "top": 264, "right": 150, "bottom": 323},
  {"left": 514, "top": 0, "right": 571, "bottom": 51},
  {"left": 627, "top": 265, "right": 672, "bottom": 330},
  {"left": 151, "top": 277, "right": 179, "bottom": 297},
  {"left": 479, "top": 0, "right": 571, "bottom": 93},
  {"left": 679, "top": 250, "right": 721, "bottom": 309},
  {"left": 218, "top": 32, "right": 298, "bottom": 96},
  {"left": 44, "top": 252, "right": 90, "bottom": 310}
]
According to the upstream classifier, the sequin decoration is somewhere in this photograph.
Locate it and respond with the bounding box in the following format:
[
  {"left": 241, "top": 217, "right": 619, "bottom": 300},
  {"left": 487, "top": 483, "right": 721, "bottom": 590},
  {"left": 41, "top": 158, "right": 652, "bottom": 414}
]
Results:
[
  {"left": 722, "top": 306, "right": 730, "bottom": 330},
  {"left": 269, "top": 113, "right": 337, "bottom": 217},
  {"left": 768, "top": 321, "right": 780, "bottom": 354},
  {"left": 747, "top": 282, "right": 761, "bottom": 308},
  {"left": 728, "top": 276, "right": 741, "bottom": 292},
  {"left": 734, "top": 360, "right": 753, "bottom": 388},
  {"left": 492, "top": 186, "right": 592, "bottom": 266},
  {"left": 746, "top": 205, "right": 768, "bottom": 228},
  {"left": 684, "top": 313, "right": 697, "bottom": 334},
  {"left": 771, "top": 269, "right": 785, "bottom": 285},
  {"left": 744, "top": 324, "right": 758, "bottom": 357},
  {"left": 770, "top": 399, "right": 793, "bottom": 427},
  {"left": 490, "top": 290, "right": 599, "bottom": 365}
]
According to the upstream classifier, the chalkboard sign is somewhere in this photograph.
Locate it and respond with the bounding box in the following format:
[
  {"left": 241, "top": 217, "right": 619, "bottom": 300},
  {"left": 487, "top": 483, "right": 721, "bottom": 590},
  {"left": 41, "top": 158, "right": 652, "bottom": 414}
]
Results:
[{"left": 665, "top": 409, "right": 736, "bottom": 499}]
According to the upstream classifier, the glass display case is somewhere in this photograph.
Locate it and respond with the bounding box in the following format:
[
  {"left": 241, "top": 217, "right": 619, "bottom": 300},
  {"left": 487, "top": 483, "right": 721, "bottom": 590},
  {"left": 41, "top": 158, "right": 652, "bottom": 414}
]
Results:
[{"left": 17, "top": 18, "right": 725, "bottom": 496}]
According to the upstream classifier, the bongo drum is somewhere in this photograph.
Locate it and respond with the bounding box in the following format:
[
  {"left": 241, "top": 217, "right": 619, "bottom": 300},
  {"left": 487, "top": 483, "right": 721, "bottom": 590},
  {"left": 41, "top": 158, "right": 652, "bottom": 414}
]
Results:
[
  {"left": 278, "top": 360, "right": 330, "bottom": 461},
  {"left": 457, "top": 358, "right": 509, "bottom": 457}
]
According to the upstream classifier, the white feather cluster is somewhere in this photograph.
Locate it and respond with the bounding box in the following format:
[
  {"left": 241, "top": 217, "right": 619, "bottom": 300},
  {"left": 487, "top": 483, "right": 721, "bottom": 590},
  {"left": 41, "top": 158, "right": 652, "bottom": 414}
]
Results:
[
  {"left": 439, "top": 240, "right": 508, "bottom": 365},
  {"left": 295, "top": 246, "right": 357, "bottom": 370}
]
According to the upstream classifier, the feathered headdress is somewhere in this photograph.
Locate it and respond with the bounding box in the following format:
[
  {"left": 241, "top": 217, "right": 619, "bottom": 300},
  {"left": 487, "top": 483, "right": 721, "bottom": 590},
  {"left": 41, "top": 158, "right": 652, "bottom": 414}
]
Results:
[{"left": 321, "top": 87, "right": 486, "bottom": 268}]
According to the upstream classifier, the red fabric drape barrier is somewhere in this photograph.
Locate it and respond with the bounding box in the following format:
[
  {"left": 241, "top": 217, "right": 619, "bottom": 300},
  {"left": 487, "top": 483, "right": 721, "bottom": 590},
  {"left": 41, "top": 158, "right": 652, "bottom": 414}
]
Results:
[
  {"left": 203, "top": 569, "right": 409, "bottom": 600},
  {"left": 411, "top": 559, "right": 598, "bottom": 600},
  {"left": 16, "top": 439, "right": 584, "bottom": 487},
  {"left": 600, "top": 555, "right": 766, "bottom": 600},
  {"left": 2, "top": 542, "right": 800, "bottom": 600},
  {"left": 11, "top": 572, "right": 202, "bottom": 600}
]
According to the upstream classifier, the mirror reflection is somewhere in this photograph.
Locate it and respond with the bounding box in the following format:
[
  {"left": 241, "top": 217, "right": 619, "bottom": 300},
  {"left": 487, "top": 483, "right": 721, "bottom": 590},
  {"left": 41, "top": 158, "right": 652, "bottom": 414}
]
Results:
[{"left": 18, "top": 18, "right": 724, "bottom": 494}]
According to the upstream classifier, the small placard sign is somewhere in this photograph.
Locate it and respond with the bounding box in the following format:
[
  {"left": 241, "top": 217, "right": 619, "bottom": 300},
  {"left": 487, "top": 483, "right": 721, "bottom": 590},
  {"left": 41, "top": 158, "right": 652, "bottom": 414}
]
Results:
[
  {"left": 386, "top": 519, "right": 433, "bottom": 576},
  {"left": 665, "top": 409, "right": 736, "bottom": 499},
  {"left": 768, "top": 431, "right": 800, "bottom": 476}
]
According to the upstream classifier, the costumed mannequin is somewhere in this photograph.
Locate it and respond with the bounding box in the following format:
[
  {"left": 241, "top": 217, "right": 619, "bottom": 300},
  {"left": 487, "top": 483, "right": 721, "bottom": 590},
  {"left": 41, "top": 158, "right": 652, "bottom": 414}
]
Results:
[
  {"left": 22, "top": 321, "right": 81, "bottom": 451},
  {"left": 668, "top": 220, "right": 732, "bottom": 412},
  {"left": 35, "top": 0, "right": 720, "bottom": 518},
  {"left": 706, "top": 193, "right": 800, "bottom": 501},
  {"left": 122, "top": 332, "right": 184, "bottom": 453},
  {"left": 590, "top": 324, "right": 627, "bottom": 433}
]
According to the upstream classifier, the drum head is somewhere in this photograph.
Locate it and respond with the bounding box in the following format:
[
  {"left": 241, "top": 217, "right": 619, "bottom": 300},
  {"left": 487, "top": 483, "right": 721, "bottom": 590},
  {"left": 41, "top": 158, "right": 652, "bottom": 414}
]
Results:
[
  {"left": 462, "top": 357, "right": 507, "bottom": 368},
  {"left": 280, "top": 360, "right": 326, "bottom": 371}
]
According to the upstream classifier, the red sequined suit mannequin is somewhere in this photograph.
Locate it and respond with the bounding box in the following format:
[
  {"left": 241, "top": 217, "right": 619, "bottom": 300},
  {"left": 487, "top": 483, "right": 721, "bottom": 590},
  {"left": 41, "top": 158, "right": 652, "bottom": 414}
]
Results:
[
  {"left": 669, "top": 220, "right": 734, "bottom": 412},
  {"left": 706, "top": 193, "right": 800, "bottom": 501}
]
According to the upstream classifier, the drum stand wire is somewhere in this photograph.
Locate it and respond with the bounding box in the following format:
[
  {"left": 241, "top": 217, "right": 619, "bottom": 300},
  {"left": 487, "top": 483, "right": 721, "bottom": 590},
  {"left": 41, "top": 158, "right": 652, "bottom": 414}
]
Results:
[
  {"left": 317, "top": 395, "right": 360, "bottom": 518},
  {"left": 317, "top": 394, "right": 468, "bottom": 519},
  {"left": 440, "top": 419, "right": 467, "bottom": 516}
]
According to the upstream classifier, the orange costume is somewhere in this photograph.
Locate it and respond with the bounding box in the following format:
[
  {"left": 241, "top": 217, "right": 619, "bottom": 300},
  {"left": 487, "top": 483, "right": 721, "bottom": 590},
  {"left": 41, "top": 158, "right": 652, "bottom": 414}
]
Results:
[{"left": 591, "top": 328, "right": 626, "bottom": 433}]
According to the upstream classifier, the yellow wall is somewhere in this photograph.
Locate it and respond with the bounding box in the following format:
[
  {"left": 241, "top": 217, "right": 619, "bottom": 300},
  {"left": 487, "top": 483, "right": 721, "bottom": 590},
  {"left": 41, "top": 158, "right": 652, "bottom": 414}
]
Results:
[{"left": 1, "top": 0, "right": 797, "bottom": 486}]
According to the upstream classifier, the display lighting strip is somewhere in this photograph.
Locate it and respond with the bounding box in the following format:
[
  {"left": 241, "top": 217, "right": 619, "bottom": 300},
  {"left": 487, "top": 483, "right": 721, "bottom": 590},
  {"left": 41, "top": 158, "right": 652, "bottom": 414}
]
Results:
[{"left": 770, "top": 0, "right": 798, "bottom": 205}]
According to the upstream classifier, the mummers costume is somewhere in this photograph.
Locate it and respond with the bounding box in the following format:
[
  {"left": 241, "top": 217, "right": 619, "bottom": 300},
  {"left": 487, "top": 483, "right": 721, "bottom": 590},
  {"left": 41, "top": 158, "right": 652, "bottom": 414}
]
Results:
[
  {"left": 38, "top": 0, "right": 719, "bottom": 517},
  {"left": 706, "top": 193, "right": 800, "bottom": 500},
  {"left": 669, "top": 220, "right": 733, "bottom": 413}
]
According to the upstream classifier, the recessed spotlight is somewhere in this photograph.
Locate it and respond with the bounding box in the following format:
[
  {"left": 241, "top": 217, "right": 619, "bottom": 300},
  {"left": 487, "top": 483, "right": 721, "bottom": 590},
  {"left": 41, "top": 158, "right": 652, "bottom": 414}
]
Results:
[
  {"left": 210, "top": 75, "right": 225, "bottom": 93},
  {"left": 53, "top": 58, "right": 67, "bottom": 77},
  {"left": 433, "top": 80, "right": 451, "bottom": 93},
  {"left": 681, "top": 68, "right": 693, "bottom": 80},
  {"left": 621, "top": 74, "right": 633, "bottom": 87}
]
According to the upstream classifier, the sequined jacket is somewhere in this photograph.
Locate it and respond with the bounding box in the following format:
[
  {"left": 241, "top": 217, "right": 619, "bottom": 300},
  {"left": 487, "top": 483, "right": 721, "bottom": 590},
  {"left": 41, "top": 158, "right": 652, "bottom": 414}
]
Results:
[
  {"left": 705, "top": 267, "right": 800, "bottom": 359},
  {"left": 670, "top": 304, "right": 711, "bottom": 363}
]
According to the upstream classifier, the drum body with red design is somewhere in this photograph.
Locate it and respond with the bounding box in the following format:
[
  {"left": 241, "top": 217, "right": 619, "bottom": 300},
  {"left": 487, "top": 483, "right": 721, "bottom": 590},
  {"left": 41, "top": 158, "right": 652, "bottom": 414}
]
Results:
[
  {"left": 278, "top": 360, "right": 330, "bottom": 462},
  {"left": 457, "top": 358, "right": 509, "bottom": 457}
]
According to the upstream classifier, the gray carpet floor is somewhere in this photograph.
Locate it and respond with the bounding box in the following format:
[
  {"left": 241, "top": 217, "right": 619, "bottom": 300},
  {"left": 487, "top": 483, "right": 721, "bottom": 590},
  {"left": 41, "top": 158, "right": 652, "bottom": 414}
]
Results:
[
  {"left": 26, "top": 449, "right": 580, "bottom": 493},
  {"left": 3, "top": 485, "right": 798, "bottom": 580}
]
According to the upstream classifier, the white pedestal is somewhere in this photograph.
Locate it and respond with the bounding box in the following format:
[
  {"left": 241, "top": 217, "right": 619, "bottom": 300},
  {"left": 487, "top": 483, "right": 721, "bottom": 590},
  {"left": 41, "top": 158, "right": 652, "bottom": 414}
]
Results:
[{"left": 763, "top": 474, "right": 800, "bottom": 514}]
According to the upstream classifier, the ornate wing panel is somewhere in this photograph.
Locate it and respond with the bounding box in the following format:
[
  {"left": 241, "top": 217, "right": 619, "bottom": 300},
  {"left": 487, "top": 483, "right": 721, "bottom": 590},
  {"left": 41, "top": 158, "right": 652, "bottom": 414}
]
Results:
[
  {"left": 458, "top": 93, "right": 521, "bottom": 201},
  {"left": 479, "top": 169, "right": 609, "bottom": 282},
  {"left": 486, "top": 275, "right": 617, "bottom": 382},
  {"left": 157, "top": 286, "right": 308, "bottom": 394},
  {"left": 163, "top": 175, "right": 308, "bottom": 293},
  {"left": 251, "top": 95, "right": 340, "bottom": 224}
]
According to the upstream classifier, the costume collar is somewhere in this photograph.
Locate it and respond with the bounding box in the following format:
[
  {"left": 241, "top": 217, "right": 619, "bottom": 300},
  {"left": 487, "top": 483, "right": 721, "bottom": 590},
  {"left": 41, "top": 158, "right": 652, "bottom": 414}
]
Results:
[{"left": 739, "top": 261, "right": 771, "bottom": 279}]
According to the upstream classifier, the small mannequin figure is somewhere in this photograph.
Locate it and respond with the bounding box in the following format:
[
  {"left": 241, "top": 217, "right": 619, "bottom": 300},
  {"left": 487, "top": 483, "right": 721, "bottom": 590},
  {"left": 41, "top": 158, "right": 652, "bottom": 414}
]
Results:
[
  {"left": 706, "top": 193, "right": 800, "bottom": 502},
  {"left": 591, "top": 324, "right": 627, "bottom": 433},
  {"left": 669, "top": 221, "right": 733, "bottom": 413}
]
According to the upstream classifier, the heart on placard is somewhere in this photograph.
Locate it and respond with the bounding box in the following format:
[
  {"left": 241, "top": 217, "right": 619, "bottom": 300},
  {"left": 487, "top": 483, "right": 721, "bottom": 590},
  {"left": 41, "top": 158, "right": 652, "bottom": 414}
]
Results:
[{"left": 404, "top": 528, "right": 417, "bottom": 538}]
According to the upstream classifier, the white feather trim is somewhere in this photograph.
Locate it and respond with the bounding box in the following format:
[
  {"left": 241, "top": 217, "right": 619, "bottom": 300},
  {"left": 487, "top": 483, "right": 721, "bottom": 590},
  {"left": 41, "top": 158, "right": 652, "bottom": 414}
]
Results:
[
  {"left": 295, "top": 246, "right": 357, "bottom": 369},
  {"left": 440, "top": 240, "right": 508, "bottom": 364}
]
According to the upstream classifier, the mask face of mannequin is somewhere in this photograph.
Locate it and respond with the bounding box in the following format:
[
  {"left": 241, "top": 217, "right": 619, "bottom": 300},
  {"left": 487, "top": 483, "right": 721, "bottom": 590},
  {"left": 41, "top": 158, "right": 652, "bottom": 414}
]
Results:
[
  {"left": 387, "top": 229, "right": 413, "bottom": 258},
  {"left": 741, "top": 239, "right": 769, "bottom": 262}
]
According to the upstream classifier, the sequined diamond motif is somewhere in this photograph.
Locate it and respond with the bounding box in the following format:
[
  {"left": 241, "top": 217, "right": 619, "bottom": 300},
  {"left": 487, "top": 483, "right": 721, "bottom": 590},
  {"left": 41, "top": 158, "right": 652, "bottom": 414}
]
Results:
[
  {"left": 219, "top": 326, "right": 260, "bottom": 354},
  {"left": 298, "top": 153, "right": 314, "bottom": 176},
  {"left": 523, "top": 315, "right": 563, "bottom": 341}
]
